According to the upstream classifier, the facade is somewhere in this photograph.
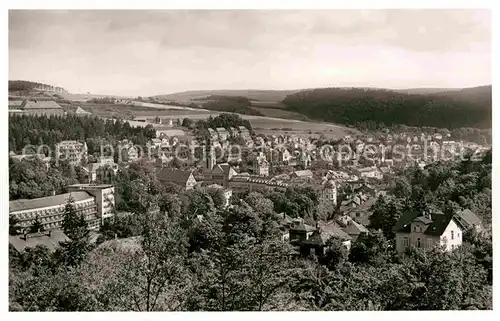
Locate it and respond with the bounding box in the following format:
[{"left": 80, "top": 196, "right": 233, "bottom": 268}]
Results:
[
  {"left": 203, "top": 146, "right": 238, "bottom": 187},
  {"left": 56, "top": 140, "right": 87, "bottom": 165},
  {"left": 355, "top": 166, "right": 383, "bottom": 180},
  {"left": 119, "top": 144, "right": 139, "bottom": 162},
  {"left": 216, "top": 127, "right": 229, "bottom": 141},
  {"left": 67, "top": 184, "right": 116, "bottom": 225},
  {"left": 319, "top": 179, "right": 337, "bottom": 206},
  {"left": 10, "top": 191, "right": 101, "bottom": 232},
  {"left": 228, "top": 175, "right": 289, "bottom": 193},
  {"left": 393, "top": 210, "right": 482, "bottom": 254}
]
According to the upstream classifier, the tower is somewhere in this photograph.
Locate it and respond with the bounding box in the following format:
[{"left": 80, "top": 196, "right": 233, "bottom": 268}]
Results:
[{"left": 204, "top": 143, "right": 216, "bottom": 183}]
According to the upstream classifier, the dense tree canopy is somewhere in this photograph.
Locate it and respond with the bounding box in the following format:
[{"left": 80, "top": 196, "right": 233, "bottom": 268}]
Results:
[{"left": 282, "top": 87, "right": 491, "bottom": 129}]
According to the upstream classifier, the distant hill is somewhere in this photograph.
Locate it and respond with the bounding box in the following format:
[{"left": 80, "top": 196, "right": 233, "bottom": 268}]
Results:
[
  {"left": 154, "top": 89, "right": 301, "bottom": 102},
  {"left": 9, "top": 80, "right": 67, "bottom": 94},
  {"left": 281, "top": 86, "right": 492, "bottom": 129}
]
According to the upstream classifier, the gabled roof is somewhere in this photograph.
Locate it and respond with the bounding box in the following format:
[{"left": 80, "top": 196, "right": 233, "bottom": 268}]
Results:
[
  {"left": 342, "top": 218, "right": 369, "bottom": 236},
  {"left": 290, "top": 222, "right": 316, "bottom": 233},
  {"left": 75, "top": 106, "right": 91, "bottom": 114},
  {"left": 156, "top": 168, "right": 194, "bottom": 184},
  {"left": 392, "top": 211, "right": 454, "bottom": 236},
  {"left": 455, "top": 209, "right": 482, "bottom": 229},
  {"left": 413, "top": 216, "right": 433, "bottom": 225},
  {"left": 10, "top": 191, "right": 94, "bottom": 213},
  {"left": 305, "top": 221, "right": 351, "bottom": 245},
  {"left": 292, "top": 170, "right": 313, "bottom": 177},
  {"left": 24, "top": 100, "right": 62, "bottom": 110}
]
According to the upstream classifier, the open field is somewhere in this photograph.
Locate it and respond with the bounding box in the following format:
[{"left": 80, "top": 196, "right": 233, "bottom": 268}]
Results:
[
  {"left": 65, "top": 102, "right": 358, "bottom": 139},
  {"left": 249, "top": 106, "right": 308, "bottom": 121}
]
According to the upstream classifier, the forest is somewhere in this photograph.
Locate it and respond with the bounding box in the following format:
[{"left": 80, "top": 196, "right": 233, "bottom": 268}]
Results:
[
  {"left": 8, "top": 114, "right": 156, "bottom": 155},
  {"left": 8, "top": 151, "right": 492, "bottom": 311},
  {"left": 282, "top": 86, "right": 492, "bottom": 129},
  {"left": 8, "top": 80, "right": 61, "bottom": 92}
]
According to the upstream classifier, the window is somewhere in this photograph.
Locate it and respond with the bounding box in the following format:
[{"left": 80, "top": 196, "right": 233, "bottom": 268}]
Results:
[
  {"left": 417, "top": 238, "right": 421, "bottom": 248},
  {"left": 403, "top": 237, "right": 409, "bottom": 248},
  {"left": 451, "top": 230, "right": 454, "bottom": 240}
]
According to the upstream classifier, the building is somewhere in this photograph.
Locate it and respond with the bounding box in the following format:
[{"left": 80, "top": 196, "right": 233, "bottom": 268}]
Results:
[
  {"left": 22, "top": 100, "right": 65, "bottom": 116},
  {"left": 300, "top": 221, "right": 352, "bottom": 257},
  {"left": 9, "top": 191, "right": 102, "bottom": 232},
  {"left": 319, "top": 179, "right": 337, "bottom": 206},
  {"left": 228, "top": 175, "right": 289, "bottom": 193},
  {"left": 56, "top": 140, "right": 87, "bottom": 165},
  {"left": 156, "top": 168, "right": 196, "bottom": 191},
  {"left": 291, "top": 169, "right": 314, "bottom": 179},
  {"left": 74, "top": 106, "right": 92, "bottom": 116},
  {"left": 119, "top": 141, "right": 139, "bottom": 163},
  {"left": 393, "top": 209, "right": 482, "bottom": 254},
  {"left": 10, "top": 229, "right": 70, "bottom": 253},
  {"left": 67, "top": 184, "right": 115, "bottom": 224},
  {"left": 355, "top": 166, "right": 383, "bottom": 180},
  {"left": 216, "top": 127, "right": 229, "bottom": 142},
  {"left": 133, "top": 117, "right": 148, "bottom": 123},
  {"left": 253, "top": 157, "right": 269, "bottom": 177},
  {"left": 203, "top": 146, "right": 238, "bottom": 187},
  {"left": 337, "top": 216, "right": 369, "bottom": 242},
  {"left": 289, "top": 220, "right": 316, "bottom": 245}
]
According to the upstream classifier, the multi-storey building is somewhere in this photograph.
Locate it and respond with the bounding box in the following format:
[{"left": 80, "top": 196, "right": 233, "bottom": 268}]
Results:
[
  {"left": 9, "top": 191, "right": 101, "bottom": 232},
  {"left": 67, "top": 183, "right": 116, "bottom": 225},
  {"left": 56, "top": 140, "right": 87, "bottom": 165}
]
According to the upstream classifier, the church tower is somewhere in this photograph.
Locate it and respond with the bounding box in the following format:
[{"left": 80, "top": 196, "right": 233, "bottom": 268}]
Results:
[{"left": 204, "top": 143, "right": 216, "bottom": 183}]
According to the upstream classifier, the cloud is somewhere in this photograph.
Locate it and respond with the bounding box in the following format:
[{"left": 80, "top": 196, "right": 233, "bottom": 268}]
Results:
[{"left": 8, "top": 10, "right": 491, "bottom": 95}]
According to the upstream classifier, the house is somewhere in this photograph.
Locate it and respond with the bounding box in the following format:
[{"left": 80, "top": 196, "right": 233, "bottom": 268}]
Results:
[
  {"left": 74, "top": 106, "right": 92, "bottom": 116},
  {"left": 345, "top": 197, "right": 377, "bottom": 226},
  {"left": 338, "top": 216, "right": 369, "bottom": 242},
  {"left": 156, "top": 168, "right": 196, "bottom": 191},
  {"left": 300, "top": 221, "right": 352, "bottom": 257},
  {"left": 289, "top": 220, "right": 316, "bottom": 245},
  {"left": 291, "top": 169, "right": 314, "bottom": 179},
  {"left": 393, "top": 209, "right": 483, "bottom": 254}
]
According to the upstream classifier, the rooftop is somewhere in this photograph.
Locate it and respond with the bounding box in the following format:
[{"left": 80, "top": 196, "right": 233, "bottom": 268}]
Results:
[
  {"left": 10, "top": 191, "right": 94, "bottom": 213},
  {"left": 67, "top": 183, "right": 114, "bottom": 189},
  {"left": 9, "top": 230, "right": 69, "bottom": 252},
  {"left": 23, "top": 100, "right": 63, "bottom": 110},
  {"left": 156, "top": 168, "right": 194, "bottom": 184}
]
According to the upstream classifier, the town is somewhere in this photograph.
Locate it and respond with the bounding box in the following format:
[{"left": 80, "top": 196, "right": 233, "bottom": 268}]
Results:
[{"left": 8, "top": 9, "right": 492, "bottom": 312}]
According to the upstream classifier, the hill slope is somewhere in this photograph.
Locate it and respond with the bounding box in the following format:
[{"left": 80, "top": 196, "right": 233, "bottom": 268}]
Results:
[
  {"left": 154, "top": 89, "right": 301, "bottom": 102},
  {"left": 281, "top": 86, "right": 491, "bottom": 129}
]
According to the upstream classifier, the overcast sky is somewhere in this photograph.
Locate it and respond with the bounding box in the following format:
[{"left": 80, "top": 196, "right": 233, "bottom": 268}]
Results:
[{"left": 9, "top": 10, "right": 491, "bottom": 96}]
